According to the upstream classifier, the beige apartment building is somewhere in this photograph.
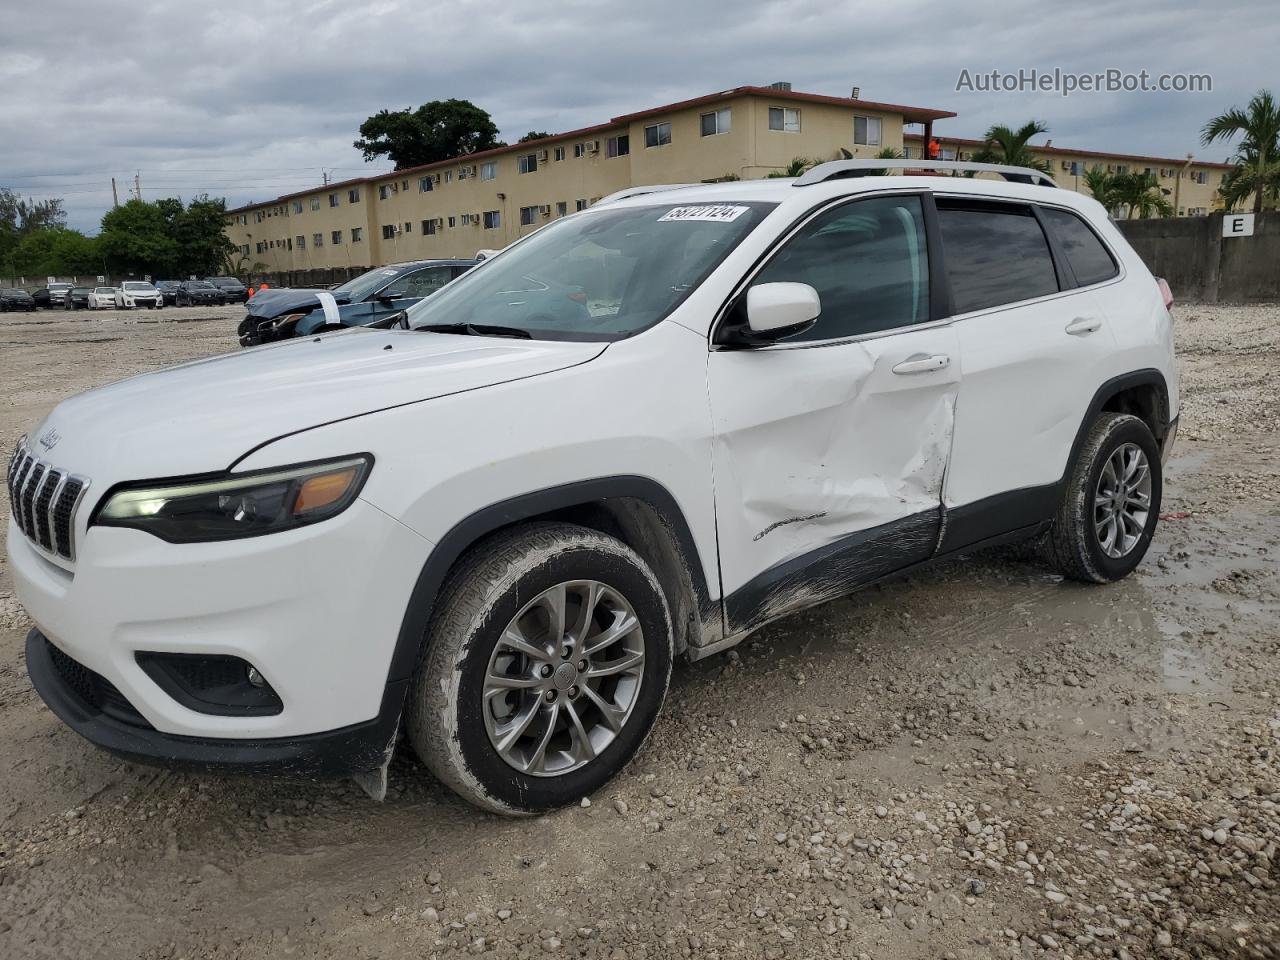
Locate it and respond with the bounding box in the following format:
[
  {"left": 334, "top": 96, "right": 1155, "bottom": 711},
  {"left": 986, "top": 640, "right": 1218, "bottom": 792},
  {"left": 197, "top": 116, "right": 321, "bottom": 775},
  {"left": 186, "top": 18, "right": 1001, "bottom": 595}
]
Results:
[
  {"left": 224, "top": 84, "right": 954, "bottom": 277},
  {"left": 903, "top": 134, "right": 1233, "bottom": 216},
  {"left": 224, "top": 84, "right": 1236, "bottom": 279}
]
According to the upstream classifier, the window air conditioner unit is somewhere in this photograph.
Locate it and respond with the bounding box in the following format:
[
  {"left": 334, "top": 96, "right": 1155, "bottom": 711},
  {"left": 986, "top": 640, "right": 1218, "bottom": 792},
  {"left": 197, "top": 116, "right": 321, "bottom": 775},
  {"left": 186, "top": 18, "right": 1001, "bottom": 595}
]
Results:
[
  {"left": 537, "top": 150, "right": 549, "bottom": 162},
  {"left": 469, "top": 166, "right": 477, "bottom": 177},
  {"left": 586, "top": 140, "right": 600, "bottom": 153},
  {"left": 539, "top": 205, "right": 551, "bottom": 216},
  {"left": 1061, "top": 161, "right": 1071, "bottom": 170}
]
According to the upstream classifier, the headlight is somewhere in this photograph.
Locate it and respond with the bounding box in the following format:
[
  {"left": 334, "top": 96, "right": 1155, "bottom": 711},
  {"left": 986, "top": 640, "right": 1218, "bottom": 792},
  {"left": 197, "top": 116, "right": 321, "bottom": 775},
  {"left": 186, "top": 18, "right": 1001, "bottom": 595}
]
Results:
[{"left": 94, "top": 455, "right": 372, "bottom": 543}]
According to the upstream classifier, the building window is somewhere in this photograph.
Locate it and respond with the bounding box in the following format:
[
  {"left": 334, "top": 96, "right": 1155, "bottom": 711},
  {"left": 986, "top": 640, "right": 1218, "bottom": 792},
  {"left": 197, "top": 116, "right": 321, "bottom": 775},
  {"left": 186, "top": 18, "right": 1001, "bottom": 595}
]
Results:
[
  {"left": 457, "top": 166, "right": 470, "bottom": 181},
  {"left": 423, "top": 219, "right": 437, "bottom": 235},
  {"left": 291, "top": 200, "right": 303, "bottom": 214},
  {"left": 483, "top": 210, "right": 501, "bottom": 229},
  {"left": 329, "top": 193, "right": 339, "bottom": 207},
  {"left": 331, "top": 230, "right": 342, "bottom": 244},
  {"left": 853, "top": 116, "right": 882, "bottom": 146},
  {"left": 575, "top": 199, "right": 588, "bottom": 211},
  {"left": 556, "top": 201, "right": 568, "bottom": 217},
  {"left": 574, "top": 143, "right": 585, "bottom": 158},
  {"left": 296, "top": 234, "right": 305, "bottom": 249},
  {"left": 444, "top": 171, "right": 453, "bottom": 184},
  {"left": 1194, "top": 171, "right": 1208, "bottom": 184},
  {"left": 404, "top": 221, "right": 412, "bottom": 233},
  {"left": 379, "top": 184, "right": 392, "bottom": 200},
  {"left": 644, "top": 122, "right": 672, "bottom": 148},
  {"left": 768, "top": 106, "right": 801, "bottom": 132},
  {"left": 351, "top": 227, "right": 363, "bottom": 242},
  {"left": 700, "top": 108, "right": 731, "bottom": 137},
  {"left": 518, "top": 153, "right": 538, "bottom": 174},
  {"left": 447, "top": 216, "right": 456, "bottom": 228},
  {"left": 348, "top": 188, "right": 361, "bottom": 203},
  {"left": 382, "top": 225, "right": 396, "bottom": 240},
  {"left": 309, "top": 197, "right": 321, "bottom": 211},
  {"left": 418, "top": 176, "right": 433, "bottom": 193},
  {"left": 553, "top": 146, "right": 565, "bottom": 162},
  {"left": 313, "top": 232, "right": 323, "bottom": 247},
  {"left": 519, "top": 205, "right": 538, "bottom": 226},
  {"left": 607, "top": 135, "right": 630, "bottom": 158},
  {"left": 480, "top": 161, "right": 497, "bottom": 181},
  {"left": 1068, "top": 161, "right": 1082, "bottom": 176}
]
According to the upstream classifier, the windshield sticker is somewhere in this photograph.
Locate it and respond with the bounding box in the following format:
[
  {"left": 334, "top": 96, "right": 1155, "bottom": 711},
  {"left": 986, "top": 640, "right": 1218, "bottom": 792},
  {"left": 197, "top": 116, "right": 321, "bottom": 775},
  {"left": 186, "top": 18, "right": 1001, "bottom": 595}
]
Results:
[
  {"left": 658, "top": 205, "right": 750, "bottom": 223},
  {"left": 379, "top": 269, "right": 399, "bottom": 276}
]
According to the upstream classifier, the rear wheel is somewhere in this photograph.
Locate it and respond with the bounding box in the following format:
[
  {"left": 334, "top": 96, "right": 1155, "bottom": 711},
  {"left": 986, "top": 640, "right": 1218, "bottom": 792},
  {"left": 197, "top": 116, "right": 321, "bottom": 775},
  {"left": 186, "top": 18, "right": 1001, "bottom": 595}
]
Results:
[
  {"left": 1046, "top": 412, "right": 1161, "bottom": 583},
  {"left": 406, "top": 523, "right": 673, "bottom": 814}
]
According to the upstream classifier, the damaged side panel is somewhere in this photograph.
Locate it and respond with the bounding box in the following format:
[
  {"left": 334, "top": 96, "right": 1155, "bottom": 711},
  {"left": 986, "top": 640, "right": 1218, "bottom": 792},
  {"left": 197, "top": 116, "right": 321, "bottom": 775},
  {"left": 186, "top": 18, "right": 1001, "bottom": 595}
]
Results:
[{"left": 705, "top": 323, "right": 961, "bottom": 639}]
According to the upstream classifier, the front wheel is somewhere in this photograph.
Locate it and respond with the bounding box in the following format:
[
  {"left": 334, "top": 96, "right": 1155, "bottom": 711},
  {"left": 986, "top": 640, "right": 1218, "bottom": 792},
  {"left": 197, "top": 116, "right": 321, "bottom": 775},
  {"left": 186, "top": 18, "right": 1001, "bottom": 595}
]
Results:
[
  {"left": 407, "top": 523, "right": 673, "bottom": 814},
  {"left": 1046, "top": 412, "right": 1162, "bottom": 583}
]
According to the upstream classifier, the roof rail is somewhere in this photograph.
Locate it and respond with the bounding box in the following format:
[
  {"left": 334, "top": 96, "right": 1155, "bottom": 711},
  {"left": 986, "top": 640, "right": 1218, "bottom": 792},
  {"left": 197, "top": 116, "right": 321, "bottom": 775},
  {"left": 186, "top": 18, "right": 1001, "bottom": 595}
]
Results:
[
  {"left": 595, "top": 184, "right": 698, "bottom": 205},
  {"left": 793, "top": 159, "right": 1058, "bottom": 188}
]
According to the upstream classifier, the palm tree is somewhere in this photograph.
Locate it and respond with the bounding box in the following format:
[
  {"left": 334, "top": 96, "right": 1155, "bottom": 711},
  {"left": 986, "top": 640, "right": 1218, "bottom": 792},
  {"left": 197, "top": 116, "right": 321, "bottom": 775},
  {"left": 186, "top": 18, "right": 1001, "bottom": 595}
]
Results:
[
  {"left": 869, "top": 147, "right": 905, "bottom": 176},
  {"left": 1201, "top": 89, "right": 1280, "bottom": 213},
  {"left": 968, "top": 121, "right": 1052, "bottom": 173},
  {"left": 766, "top": 157, "right": 817, "bottom": 178},
  {"left": 1082, "top": 166, "right": 1118, "bottom": 213},
  {"left": 1110, "top": 171, "right": 1173, "bottom": 219}
]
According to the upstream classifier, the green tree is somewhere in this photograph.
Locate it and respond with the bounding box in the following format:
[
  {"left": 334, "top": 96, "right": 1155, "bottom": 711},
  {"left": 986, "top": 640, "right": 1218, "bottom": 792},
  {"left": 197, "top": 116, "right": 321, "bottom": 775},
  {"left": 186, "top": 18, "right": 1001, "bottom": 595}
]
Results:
[
  {"left": 1110, "top": 171, "right": 1174, "bottom": 219},
  {"left": 174, "top": 195, "right": 234, "bottom": 277},
  {"left": 870, "top": 146, "right": 905, "bottom": 176},
  {"left": 6, "top": 228, "right": 98, "bottom": 277},
  {"left": 0, "top": 190, "right": 68, "bottom": 270},
  {"left": 969, "top": 121, "right": 1052, "bottom": 173},
  {"left": 98, "top": 199, "right": 177, "bottom": 276},
  {"left": 518, "top": 131, "right": 552, "bottom": 143},
  {"left": 354, "top": 99, "right": 503, "bottom": 169},
  {"left": 1083, "top": 166, "right": 1120, "bottom": 214},
  {"left": 766, "top": 157, "right": 817, "bottom": 178},
  {"left": 1201, "top": 89, "right": 1280, "bottom": 213}
]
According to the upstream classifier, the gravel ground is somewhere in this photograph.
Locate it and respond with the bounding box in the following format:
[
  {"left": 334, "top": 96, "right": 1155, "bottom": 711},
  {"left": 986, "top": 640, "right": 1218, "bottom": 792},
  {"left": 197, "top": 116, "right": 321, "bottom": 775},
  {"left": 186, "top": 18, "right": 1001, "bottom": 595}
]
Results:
[{"left": 0, "top": 303, "right": 1276, "bottom": 960}]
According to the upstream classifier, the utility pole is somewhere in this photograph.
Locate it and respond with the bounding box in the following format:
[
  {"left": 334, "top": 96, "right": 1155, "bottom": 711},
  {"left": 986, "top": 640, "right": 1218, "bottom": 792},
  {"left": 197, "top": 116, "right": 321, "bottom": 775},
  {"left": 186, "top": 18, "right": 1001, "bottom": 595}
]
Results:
[
  {"left": 111, "top": 177, "right": 119, "bottom": 208},
  {"left": 134, "top": 171, "right": 142, "bottom": 201}
]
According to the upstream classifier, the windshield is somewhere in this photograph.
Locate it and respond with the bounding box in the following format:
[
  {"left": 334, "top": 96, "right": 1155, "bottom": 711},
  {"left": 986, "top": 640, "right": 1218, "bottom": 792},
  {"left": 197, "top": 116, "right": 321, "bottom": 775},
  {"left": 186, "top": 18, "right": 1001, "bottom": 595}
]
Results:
[
  {"left": 210, "top": 278, "right": 242, "bottom": 288},
  {"left": 122, "top": 282, "right": 154, "bottom": 291},
  {"left": 334, "top": 264, "right": 414, "bottom": 301},
  {"left": 50, "top": 283, "right": 72, "bottom": 291},
  {"left": 186, "top": 281, "right": 214, "bottom": 289},
  {"left": 94, "top": 287, "right": 114, "bottom": 293},
  {"left": 405, "top": 201, "right": 773, "bottom": 340}
]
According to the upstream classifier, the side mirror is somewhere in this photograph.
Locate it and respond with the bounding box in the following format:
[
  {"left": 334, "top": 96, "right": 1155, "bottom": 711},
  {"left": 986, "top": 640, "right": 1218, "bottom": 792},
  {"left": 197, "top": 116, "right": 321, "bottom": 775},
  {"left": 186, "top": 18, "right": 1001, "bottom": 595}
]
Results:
[{"left": 716, "top": 282, "right": 820, "bottom": 347}]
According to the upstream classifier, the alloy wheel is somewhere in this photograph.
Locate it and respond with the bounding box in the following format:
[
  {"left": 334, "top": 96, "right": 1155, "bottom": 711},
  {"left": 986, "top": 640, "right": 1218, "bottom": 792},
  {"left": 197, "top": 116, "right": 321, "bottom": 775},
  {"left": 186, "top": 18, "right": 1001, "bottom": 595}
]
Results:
[
  {"left": 482, "top": 580, "right": 646, "bottom": 777},
  {"left": 1094, "top": 442, "right": 1152, "bottom": 558}
]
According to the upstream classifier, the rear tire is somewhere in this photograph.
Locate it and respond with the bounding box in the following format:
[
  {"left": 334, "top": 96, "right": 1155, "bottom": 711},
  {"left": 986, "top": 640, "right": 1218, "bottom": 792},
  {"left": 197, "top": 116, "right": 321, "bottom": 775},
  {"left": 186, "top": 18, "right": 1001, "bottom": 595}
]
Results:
[
  {"left": 406, "top": 522, "right": 673, "bottom": 814},
  {"left": 1046, "top": 412, "right": 1161, "bottom": 583}
]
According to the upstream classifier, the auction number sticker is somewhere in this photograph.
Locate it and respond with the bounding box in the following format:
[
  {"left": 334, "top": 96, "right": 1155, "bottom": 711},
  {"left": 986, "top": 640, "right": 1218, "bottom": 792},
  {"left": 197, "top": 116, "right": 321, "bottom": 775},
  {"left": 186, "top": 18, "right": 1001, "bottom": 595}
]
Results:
[{"left": 658, "top": 205, "right": 750, "bottom": 223}]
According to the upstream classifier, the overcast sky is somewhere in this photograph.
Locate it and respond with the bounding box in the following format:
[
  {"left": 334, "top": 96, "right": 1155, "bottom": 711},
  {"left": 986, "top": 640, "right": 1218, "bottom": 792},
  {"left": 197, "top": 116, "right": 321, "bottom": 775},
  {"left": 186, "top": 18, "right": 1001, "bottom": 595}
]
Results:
[{"left": 2, "top": 0, "right": 1273, "bottom": 232}]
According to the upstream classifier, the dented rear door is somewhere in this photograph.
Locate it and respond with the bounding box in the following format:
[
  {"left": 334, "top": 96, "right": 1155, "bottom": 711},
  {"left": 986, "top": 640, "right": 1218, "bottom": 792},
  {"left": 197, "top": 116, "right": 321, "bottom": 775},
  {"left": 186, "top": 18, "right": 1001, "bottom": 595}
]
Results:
[{"left": 706, "top": 192, "right": 958, "bottom": 634}]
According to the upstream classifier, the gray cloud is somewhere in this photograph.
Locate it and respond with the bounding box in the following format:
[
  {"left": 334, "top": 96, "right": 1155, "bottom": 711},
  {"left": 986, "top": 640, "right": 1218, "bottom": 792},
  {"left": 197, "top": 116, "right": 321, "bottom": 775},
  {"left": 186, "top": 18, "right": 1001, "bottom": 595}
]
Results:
[{"left": 2, "top": 0, "right": 1273, "bottom": 231}]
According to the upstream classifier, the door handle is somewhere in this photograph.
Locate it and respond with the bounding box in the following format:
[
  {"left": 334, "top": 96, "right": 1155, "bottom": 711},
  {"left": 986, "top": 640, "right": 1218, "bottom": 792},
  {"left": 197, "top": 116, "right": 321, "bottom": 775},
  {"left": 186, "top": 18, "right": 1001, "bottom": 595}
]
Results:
[
  {"left": 1065, "top": 316, "right": 1103, "bottom": 336},
  {"left": 892, "top": 354, "right": 951, "bottom": 375}
]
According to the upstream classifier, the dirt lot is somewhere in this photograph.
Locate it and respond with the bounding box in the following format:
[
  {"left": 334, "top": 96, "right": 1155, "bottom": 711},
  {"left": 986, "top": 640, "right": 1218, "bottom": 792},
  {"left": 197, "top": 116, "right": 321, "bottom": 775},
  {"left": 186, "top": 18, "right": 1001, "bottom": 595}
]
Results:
[{"left": 0, "top": 303, "right": 1277, "bottom": 960}]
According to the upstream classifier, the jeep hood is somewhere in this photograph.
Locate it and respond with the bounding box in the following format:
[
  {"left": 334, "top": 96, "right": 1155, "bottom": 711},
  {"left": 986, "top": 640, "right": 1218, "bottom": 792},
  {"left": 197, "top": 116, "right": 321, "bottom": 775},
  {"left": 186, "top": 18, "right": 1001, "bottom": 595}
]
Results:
[
  {"left": 245, "top": 287, "right": 350, "bottom": 320},
  {"left": 30, "top": 330, "right": 605, "bottom": 479}
]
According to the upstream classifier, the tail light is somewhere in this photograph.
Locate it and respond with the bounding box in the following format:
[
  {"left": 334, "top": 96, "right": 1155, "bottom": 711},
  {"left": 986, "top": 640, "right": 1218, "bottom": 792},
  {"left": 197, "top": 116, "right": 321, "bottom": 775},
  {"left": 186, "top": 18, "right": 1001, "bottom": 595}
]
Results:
[
  {"left": 567, "top": 291, "right": 588, "bottom": 304},
  {"left": 1156, "top": 277, "right": 1173, "bottom": 312}
]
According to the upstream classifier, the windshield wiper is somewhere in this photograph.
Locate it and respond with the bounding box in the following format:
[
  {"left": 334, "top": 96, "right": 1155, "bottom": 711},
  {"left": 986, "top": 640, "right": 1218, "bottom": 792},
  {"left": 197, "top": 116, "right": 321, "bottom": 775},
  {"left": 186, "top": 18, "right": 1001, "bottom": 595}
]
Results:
[{"left": 414, "top": 322, "right": 532, "bottom": 339}]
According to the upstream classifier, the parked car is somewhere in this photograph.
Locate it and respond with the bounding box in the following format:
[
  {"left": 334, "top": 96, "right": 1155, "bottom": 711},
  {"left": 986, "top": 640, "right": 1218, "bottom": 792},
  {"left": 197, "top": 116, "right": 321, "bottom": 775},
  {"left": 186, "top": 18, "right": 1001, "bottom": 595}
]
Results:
[
  {"left": 0, "top": 288, "right": 36, "bottom": 312},
  {"left": 237, "top": 259, "right": 476, "bottom": 346},
  {"left": 175, "top": 280, "right": 226, "bottom": 306},
  {"left": 115, "top": 281, "right": 164, "bottom": 310},
  {"left": 31, "top": 283, "right": 74, "bottom": 309},
  {"left": 65, "top": 287, "right": 92, "bottom": 310},
  {"left": 8, "top": 162, "right": 1179, "bottom": 813},
  {"left": 85, "top": 286, "right": 118, "bottom": 309},
  {"left": 206, "top": 276, "right": 250, "bottom": 303},
  {"left": 154, "top": 280, "right": 181, "bottom": 306}
]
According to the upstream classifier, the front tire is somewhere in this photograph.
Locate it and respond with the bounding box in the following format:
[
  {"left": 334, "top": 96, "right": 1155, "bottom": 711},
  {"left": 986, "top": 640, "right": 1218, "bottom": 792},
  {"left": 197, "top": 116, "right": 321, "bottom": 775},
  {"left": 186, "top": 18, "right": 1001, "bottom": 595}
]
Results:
[
  {"left": 406, "top": 523, "right": 673, "bottom": 814},
  {"left": 1047, "top": 412, "right": 1161, "bottom": 583}
]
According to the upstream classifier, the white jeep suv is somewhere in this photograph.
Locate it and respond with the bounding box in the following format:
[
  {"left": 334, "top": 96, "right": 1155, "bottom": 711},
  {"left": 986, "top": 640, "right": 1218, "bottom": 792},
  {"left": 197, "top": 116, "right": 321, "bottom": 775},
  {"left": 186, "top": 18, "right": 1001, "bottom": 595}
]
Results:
[{"left": 7, "top": 161, "right": 1178, "bottom": 813}]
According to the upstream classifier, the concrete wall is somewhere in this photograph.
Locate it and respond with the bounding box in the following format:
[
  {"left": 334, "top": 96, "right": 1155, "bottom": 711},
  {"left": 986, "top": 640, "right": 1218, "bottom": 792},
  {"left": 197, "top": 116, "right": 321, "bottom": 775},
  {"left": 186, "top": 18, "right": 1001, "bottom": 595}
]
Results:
[{"left": 1116, "top": 212, "right": 1279, "bottom": 303}]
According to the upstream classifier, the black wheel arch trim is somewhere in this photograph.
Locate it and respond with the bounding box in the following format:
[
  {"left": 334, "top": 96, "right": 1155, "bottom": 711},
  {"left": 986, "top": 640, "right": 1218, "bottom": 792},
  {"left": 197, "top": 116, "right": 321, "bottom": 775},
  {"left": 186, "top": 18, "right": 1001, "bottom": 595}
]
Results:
[
  {"left": 1062, "top": 369, "right": 1171, "bottom": 486},
  {"left": 385, "top": 475, "right": 712, "bottom": 686}
]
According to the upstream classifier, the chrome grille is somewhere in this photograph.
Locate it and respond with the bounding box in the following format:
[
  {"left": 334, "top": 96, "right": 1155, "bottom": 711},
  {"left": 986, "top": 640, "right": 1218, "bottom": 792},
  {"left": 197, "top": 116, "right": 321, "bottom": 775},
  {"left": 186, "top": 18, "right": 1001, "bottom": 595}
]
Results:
[{"left": 5, "top": 442, "right": 90, "bottom": 562}]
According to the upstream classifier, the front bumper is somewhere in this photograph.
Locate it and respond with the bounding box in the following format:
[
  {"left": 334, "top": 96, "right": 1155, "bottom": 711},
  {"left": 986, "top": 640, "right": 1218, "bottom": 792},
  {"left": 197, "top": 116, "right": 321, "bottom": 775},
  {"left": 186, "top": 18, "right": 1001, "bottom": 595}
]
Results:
[
  {"left": 27, "top": 628, "right": 405, "bottom": 775},
  {"left": 9, "top": 497, "right": 431, "bottom": 746}
]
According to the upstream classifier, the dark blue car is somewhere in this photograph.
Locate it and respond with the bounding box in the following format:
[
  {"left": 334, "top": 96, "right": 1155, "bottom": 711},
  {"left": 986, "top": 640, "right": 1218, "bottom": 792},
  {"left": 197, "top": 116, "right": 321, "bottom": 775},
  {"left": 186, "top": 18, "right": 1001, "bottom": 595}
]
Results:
[{"left": 237, "top": 259, "right": 477, "bottom": 346}]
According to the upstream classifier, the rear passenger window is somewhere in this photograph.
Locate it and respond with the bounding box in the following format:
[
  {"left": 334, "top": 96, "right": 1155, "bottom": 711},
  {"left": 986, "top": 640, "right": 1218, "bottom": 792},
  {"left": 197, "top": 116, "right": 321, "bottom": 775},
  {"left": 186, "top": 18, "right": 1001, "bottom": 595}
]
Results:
[
  {"left": 1040, "top": 207, "right": 1118, "bottom": 287},
  {"left": 751, "top": 195, "right": 929, "bottom": 341},
  {"left": 936, "top": 200, "right": 1059, "bottom": 314}
]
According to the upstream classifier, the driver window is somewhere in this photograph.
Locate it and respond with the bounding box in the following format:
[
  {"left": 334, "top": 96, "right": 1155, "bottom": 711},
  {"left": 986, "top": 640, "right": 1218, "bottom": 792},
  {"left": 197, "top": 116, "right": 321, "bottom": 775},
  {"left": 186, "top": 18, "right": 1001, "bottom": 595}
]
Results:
[
  {"left": 754, "top": 195, "right": 930, "bottom": 342},
  {"left": 388, "top": 267, "right": 452, "bottom": 299}
]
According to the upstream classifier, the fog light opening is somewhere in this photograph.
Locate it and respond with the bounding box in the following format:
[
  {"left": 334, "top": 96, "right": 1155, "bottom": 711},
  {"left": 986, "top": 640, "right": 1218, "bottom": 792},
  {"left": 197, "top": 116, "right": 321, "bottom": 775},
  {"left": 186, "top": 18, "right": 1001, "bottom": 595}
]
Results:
[{"left": 246, "top": 666, "right": 267, "bottom": 688}]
